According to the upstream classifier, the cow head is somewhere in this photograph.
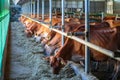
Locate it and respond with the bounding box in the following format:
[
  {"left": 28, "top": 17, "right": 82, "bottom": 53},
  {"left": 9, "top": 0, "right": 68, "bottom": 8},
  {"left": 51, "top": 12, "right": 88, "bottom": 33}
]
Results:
[
  {"left": 33, "top": 32, "right": 42, "bottom": 43},
  {"left": 41, "top": 36, "right": 51, "bottom": 46},
  {"left": 25, "top": 29, "right": 33, "bottom": 37},
  {"left": 45, "top": 56, "right": 67, "bottom": 74},
  {"left": 24, "top": 20, "right": 33, "bottom": 28}
]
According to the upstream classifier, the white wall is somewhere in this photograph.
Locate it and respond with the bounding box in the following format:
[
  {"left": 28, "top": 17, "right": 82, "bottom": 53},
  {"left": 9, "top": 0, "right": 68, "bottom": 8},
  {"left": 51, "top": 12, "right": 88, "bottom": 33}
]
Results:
[{"left": 106, "top": 1, "right": 113, "bottom": 14}]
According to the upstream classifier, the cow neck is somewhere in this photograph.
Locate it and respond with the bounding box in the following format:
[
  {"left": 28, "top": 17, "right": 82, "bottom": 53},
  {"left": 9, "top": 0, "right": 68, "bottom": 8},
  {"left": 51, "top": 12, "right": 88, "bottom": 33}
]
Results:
[{"left": 55, "top": 38, "right": 74, "bottom": 60}]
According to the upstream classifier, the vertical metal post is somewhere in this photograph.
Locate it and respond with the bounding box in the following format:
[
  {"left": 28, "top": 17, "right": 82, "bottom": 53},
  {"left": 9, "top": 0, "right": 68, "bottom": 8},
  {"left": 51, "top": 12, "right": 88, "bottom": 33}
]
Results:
[
  {"left": 33, "top": 1, "right": 36, "bottom": 17},
  {"left": 85, "top": 0, "right": 90, "bottom": 74},
  {"left": 54, "top": 0, "right": 57, "bottom": 16},
  {"left": 37, "top": 0, "right": 40, "bottom": 18},
  {"left": 101, "top": 12, "right": 104, "bottom": 22},
  {"left": 61, "top": 0, "right": 65, "bottom": 46},
  {"left": 115, "top": 14, "right": 118, "bottom": 21},
  {"left": 49, "top": 0, "right": 52, "bottom": 28},
  {"left": 71, "top": 1, "right": 72, "bottom": 14},
  {"left": 29, "top": 2, "right": 31, "bottom": 15},
  {"left": 31, "top": 0, "right": 32, "bottom": 16},
  {"left": 42, "top": 0, "right": 44, "bottom": 20}
]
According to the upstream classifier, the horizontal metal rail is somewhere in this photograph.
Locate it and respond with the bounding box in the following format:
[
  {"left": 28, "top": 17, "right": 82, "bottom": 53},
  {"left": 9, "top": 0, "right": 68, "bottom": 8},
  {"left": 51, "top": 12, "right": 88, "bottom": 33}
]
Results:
[{"left": 21, "top": 14, "right": 120, "bottom": 61}]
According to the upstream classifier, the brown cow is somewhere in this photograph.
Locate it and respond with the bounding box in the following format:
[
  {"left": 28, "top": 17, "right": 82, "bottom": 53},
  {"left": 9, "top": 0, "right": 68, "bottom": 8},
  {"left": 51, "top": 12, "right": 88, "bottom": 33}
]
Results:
[
  {"left": 19, "top": 16, "right": 33, "bottom": 28},
  {"left": 45, "top": 25, "right": 120, "bottom": 78},
  {"left": 103, "top": 16, "right": 115, "bottom": 21},
  {"left": 41, "top": 30, "right": 56, "bottom": 46},
  {"left": 23, "top": 19, "right": 33, "bottom": 28},
  {"left": 43, "top": 21, "right": 83, "bottom": 56},
  {"left": 43, "top": 18, "right": 110, "bottom": 56},
  {"left": 34, "top": 25, "right": 51, "bottom": 42},
  {"left": 19, "top": 16, "right": 27, "bottom": 23},
  {"left": 24, "top": 17, "right": 60, "bottom": 38},
  {"left": 105, "top": 20, "right": 120, "bottom": 28},
  {"left": 33, "top": 18, "right": 61, "bottom": 42},
  {"left": 44, "top": 32, "right": 62, "bottom": 56},
  {"left": 44, "top": 18, "right": 61, "bottom": 26},
  {"left": 25, "top": 22, "right": 41, "bottom": 37},
  {"left": 40, "top": 18, "right": 82, "bottom": 46}
]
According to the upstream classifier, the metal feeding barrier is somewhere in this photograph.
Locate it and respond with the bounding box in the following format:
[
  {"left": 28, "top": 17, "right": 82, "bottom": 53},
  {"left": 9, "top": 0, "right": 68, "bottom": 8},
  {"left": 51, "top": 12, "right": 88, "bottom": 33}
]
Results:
[{"left": 22, "top": 0, "right": 120, "bottom": 74}]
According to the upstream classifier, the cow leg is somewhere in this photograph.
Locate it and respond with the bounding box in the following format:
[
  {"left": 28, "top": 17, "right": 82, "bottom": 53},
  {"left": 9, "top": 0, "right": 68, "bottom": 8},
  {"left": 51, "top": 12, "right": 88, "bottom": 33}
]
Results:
[{"left": 109, "top": 61, "right": 120, "bottom": 80}]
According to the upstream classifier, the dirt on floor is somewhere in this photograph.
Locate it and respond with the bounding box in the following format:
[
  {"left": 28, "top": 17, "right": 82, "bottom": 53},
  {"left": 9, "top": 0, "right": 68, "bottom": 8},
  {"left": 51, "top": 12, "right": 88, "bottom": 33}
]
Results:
[
  {"left": 5, "top": 22, "right": 82, "bottom": 80},
  {"left": 5, "top": 21, "right": 119, "bottom": 80}
]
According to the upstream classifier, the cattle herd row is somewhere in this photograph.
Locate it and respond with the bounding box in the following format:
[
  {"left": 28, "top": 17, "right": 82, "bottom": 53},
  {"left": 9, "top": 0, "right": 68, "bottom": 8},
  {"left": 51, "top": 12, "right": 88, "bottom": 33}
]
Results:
[{"left": 19, "top": 15, "right": 120, "bottom": 80}]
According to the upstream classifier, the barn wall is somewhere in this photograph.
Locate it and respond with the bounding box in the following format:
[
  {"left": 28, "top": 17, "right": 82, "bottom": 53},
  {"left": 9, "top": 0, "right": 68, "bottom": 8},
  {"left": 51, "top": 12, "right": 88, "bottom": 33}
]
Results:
[
  {"left": 52, "top": 0, "right": 106, "bottom": 13},
  {"left": 106, "top": 0, "right": 113, "bottom": 14},
  {"left": 21, "top": 0, "right": 107, "bottom": 15},
  {"left": 52, "top": 0, "right": 83, "bottom": 8},
  {"left": 90, "top": 1, "right": 105, "bottom": 13},
  {"left": 52, "top": 0, "right": 105, "bottom": 13},
  {"left": 114, "top": 1, "right": 120, "bottom": 14}
]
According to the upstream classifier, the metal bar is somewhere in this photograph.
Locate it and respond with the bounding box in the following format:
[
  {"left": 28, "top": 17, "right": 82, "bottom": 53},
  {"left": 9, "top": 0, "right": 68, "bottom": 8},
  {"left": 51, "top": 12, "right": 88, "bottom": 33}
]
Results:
[
  {"left": 37, "top": 0, "right": 40, "bottom": 18},
  {"left": 115, "top": 14, "right": 118, "bottom": 21},
  {"left": 101, "top": 12, "right": 104, "bottom": 22},
  {"left": 21, "top": 14, "right": 120, "bottom": 62},
  {"left": 29, "top": 2, "right": 31, "bottom": 15},
  {"left": 54, "top": 0, "right": 57, "bottom": 15},
  {"left": 67, "top": 32, "right": 85, "bottom": 36},
  {"left": 49, "top": 0, "right": 52, "bottom": 28},
  {"left": 31, "top": 0, "right": 32, "bottom": 16},
  {"left": 42, "top": 0, "right": 44, "bottom": 20},
  {"left": 33, "top": 1, "right": 35, "bottom": 16},
  {"left": 114, "top": 50, "right": 120, "bottom": 57},
  {"left": 61, "top": 0, "right": 65, "bottom": 46},
  {"left": 85, "top": 0, "right": 90, "bottom": 74},
  {"left": 70, "top": 61, "right": 98, "bottom": 80}
]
